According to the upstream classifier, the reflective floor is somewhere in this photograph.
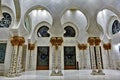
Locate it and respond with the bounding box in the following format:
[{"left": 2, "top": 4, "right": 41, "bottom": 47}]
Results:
[{"left": 0, "top": 69, "right": 120, "bottom": 80}]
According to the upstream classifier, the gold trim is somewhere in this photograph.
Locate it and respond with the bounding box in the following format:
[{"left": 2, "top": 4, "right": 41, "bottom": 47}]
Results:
[
  {"left": 10, "top": 36, "right": 19, "bottom": 46},
  {"left": 95, "top": 37, "right": 101, "bottom": 46},
  {"left": 19, "top": 36, "right": 25, "bottom": 46},
  {"left": 10, "top": 36, "right": 25, "bottom": 46},
  {"left": 103, "top": 43, "right": 111, "bottom": 50},
  {"left": 87, "top": 37, "right": 95, "bottom": 46},
  {"left": 78, "top": 44, "right": 87, "bottom": 50},
  {"left": 50, "top": 37, "right": 63, "bottom": 49},
  {"left": 88, "top": 37, "right": 101, "bottom": 46},
  {"left": 28, "top": 43, "right": 35, "bottom": 50}
]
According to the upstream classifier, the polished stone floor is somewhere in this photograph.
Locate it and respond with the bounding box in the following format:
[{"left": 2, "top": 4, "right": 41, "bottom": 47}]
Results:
[{"left": 0, "top": 69, "right": 120, "bottom": 80}]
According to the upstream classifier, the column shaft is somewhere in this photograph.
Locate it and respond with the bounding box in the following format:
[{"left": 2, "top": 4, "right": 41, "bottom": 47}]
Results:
[
  {"left": 96, "top": 46, "right": 102, "bottom": 70},
  {"left": 90, "top": 46, "right": 97, "bottom": 75},
  {"left": 107, "top": 50, "right": 111, "bottom": 68},
  {"left": 16, "top": 46, "right": 23, "bottom": 73},
  {"left": 58, "top": 46, "right": 62, "bottom": 72},
  {"left": 83, "top": 50, "right": 86, "bottom": 69},
  {"left": 79, "top": 50, "right": 83, "bottom": 69},
  {"left": 8, "top": 46, "right": 18, "bottom": 77},
  {"left": 28, "top": 50, "right": 32, "bottom": 70}
]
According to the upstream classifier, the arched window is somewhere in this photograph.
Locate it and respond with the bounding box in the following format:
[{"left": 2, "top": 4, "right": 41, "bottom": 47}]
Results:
[
  {"left": 112, "top": 20, "right": 120, "bottom": 34},
  {"left": 0, "top": 12, "right": 12, "bottom": 28},
  {"left": 64, "top": 26, "right": 76, "bottom": 37},
  {"left": 37, "top": 26, "right": 50, "bottom": 37}
]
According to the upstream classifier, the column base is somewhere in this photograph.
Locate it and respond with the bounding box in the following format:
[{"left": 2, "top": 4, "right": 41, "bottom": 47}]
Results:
[
  {"left": 7, "top": 71, "right": 22, "bottom": 77},
  {"left": 50, "top": 71, "right": 63, "bottom": 76},
  {"left": 97, "top": 70, "right": 105, "bottom": 75},
  {"left": 7, "top": 73, "right": 17, "bottom": 77},
  {"left": 91, "top": 70, "right": 98, "bottom": 75}
]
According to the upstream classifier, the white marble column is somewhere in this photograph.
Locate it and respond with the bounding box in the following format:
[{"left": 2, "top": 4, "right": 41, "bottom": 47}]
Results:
[
  {"left": 79, "top": 50, "right": 83, "bottom": 69},
  {"left": 28, "top": 43, "right": 35, "bottom": 71},
  {"left": 51, "top": 46, "right": 56, "bottom": 74},
  {"left": 96, "top": 46, "right": 105, "bottom": 75},
  {"left": 78, "top": 44, "right": 87, "bottom": 69},
  {"left": 51, "top": 46, "right": 63, "bottom": 76},
  {"left": 28, "top": 50, "right": 32, "bottom": 70},
  {"left": 16, "top": 37, "right": 25, "bottom": 74},
  {"left": 107, "top": 50, "right": 112, "bottom": 68},
  {"left": 7, "top": 36, "right": 19, "bottom": 77},
  {"left": 103, "top": 43, "right": 112, "bottom": 69},
  {"left": 83, "top": 50, "right": 86, "bottom": 69},
  {"left": 90, "top": 46, "right": 97, "bottom": 75},
  {"left": 16, "top": 46, "right": 22, "bottom": 73},
  {"left": 50, "top": 37, "right": 63, "bottom": 76},
  {"left": 57, "top": 46, "right": 63, "bottom": 75}
]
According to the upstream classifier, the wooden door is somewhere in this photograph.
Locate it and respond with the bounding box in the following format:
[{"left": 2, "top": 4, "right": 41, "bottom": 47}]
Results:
[
  {"left": 36, "top": 46, "right": 49, "bottom": 70},
  {"left": 64, "top": 46, "right": 76, "bottom": 70}
]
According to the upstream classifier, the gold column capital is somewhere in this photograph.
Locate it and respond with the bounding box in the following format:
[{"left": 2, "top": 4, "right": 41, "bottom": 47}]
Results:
[
  {"left": 28, "top": 43, "right": 35, "bottom": 50},
  {"left": 10, "top": 36, "right": 25, "bottom": 46},
  {"left": 95, "top": 37, "right": 101, "bottom": 46},
  {"left": 87, "top": 37, "right": 95, "bottom": 46},
  {"left": 19, "top": 36, "right": 25, "bottom": 46},
  {"left": 50, "top": 37, "right": 63, "bottom": 49},
  {"left": 103, "top": 43, "right": 111, "bottom": 50},
  {"left": 78, "top": 44, "right": 87, "bottom": 50},
  {"left": 10, "top": 36, "right": 20, "bottom": 46}
]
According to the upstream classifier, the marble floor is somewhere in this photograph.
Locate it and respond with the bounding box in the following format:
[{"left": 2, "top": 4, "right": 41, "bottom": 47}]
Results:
[{"left": 0, "top": 69, "right": 120, "bottom": 80}]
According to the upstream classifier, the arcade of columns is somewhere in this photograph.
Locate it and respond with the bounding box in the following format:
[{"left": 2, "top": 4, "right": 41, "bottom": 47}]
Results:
[{"left": 6, "top": 36, "right": 112, "bottom": 77}]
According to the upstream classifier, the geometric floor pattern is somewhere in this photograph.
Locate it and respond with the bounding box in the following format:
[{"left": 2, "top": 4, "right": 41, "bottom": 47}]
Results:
[{"left": 0, "top": 69, "right": 120, "bottom": 80}]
